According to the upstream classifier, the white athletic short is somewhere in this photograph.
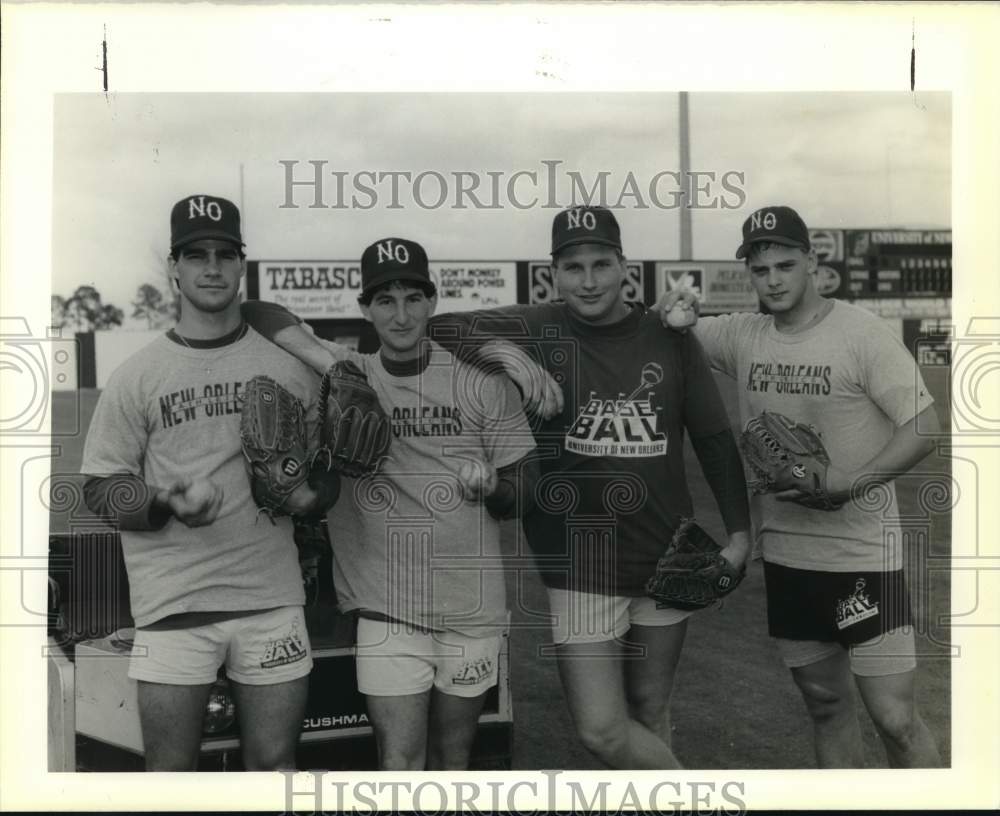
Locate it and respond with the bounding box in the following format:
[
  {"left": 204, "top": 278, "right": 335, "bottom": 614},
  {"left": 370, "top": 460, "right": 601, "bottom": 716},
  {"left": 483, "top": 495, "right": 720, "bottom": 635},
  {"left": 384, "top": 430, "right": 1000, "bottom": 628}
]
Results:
[
  {"left": 129, "top": 606, "right": 313, "bottom": 685},
  {"left": 776, "top": 626, "right": 918, "bottom": 677},
  {"left": 355, "top": 617, "right": 502, "bottom": 698},
  {"left": 546, "top": 586, "right": 693, "bottom": 644}
]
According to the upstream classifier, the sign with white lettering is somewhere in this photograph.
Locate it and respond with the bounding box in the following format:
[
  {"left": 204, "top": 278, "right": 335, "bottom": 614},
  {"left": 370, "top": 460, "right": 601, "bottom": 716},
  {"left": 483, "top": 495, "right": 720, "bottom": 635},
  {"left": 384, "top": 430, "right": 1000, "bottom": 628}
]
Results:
[
  {"left": 655, "top": 262, "right": 758, "bottom": 312},
  {"left": 256, "top": 261, "right": 517, "bottom": 318}
]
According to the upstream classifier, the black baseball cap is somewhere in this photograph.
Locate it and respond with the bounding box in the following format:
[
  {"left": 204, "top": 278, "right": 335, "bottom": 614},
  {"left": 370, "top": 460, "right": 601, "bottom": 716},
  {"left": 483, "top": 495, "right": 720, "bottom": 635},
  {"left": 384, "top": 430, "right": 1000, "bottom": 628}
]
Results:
[
  {"left": 551, "top": 205, "right": 622, "bottom": 256},
  {"left": 360, "top": 237, "right": 433, "bottom": 297},
  {"left": 736, "top": 205, "right": 810, "bottom": 259},
  {"left": 170, "top": 194, "right": 244, "bottom": 251}
]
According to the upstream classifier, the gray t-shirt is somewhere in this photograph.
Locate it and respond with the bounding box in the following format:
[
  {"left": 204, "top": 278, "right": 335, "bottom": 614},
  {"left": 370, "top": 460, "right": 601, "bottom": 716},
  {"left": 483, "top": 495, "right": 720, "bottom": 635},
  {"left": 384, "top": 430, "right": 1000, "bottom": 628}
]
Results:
[
  {"left": 324, "top": 341, "right": 536, "bottom": 636},
  {"left": 694, "top": 301, "right": 934, "bottom": 572},
  {"left": 81, "top": 329, "right": 316, "bottom": 626}
]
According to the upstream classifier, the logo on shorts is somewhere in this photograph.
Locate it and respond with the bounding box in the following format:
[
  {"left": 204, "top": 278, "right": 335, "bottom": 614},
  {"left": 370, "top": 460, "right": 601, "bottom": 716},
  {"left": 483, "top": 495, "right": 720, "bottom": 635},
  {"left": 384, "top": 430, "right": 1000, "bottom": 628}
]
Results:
[
  {"left": 261, "top": 619, "right": 308, "bottom": 668},
  {"left": 835, "top": 578, "right": 879, "bottom": 630},
  {"left": 452, "top": 657, "right": 494, "bottom": 686}
]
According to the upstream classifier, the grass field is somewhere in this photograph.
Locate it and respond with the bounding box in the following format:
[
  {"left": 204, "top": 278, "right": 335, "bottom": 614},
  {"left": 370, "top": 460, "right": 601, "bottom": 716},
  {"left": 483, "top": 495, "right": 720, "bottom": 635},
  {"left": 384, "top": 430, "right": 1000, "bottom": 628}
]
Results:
[{"left": 50, "top": 367, "right": 952, "bottom": 769}]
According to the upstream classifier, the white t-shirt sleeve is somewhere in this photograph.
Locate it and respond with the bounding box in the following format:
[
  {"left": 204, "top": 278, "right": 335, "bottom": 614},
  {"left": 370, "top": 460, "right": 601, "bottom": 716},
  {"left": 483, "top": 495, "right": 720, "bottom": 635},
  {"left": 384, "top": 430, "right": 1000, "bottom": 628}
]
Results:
[
  {"left": 80, "top": 366, "right": 149, "bottom": 478},
  {"left": 692, "top": 313, "right": 753, "bottom": 378},
  {"left": 854, "top": 317, "right": 934, "bottom": 426}
]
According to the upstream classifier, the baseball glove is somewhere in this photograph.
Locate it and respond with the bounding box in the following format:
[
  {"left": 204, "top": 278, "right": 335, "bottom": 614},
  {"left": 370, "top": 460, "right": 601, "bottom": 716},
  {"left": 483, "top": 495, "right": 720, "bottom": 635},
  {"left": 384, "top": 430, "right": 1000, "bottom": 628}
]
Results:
[
  {"left": 739, "top": 410, "right": 844, "bottom": 511},
  {"left": 240, "top": 375, "right": 340, "bottom": 521},
  {"left": 645, "top": 518, "right": 745, "bottom": 610},
  {"left": 315, "top": 360, "right": 392, "bottom": 478}
]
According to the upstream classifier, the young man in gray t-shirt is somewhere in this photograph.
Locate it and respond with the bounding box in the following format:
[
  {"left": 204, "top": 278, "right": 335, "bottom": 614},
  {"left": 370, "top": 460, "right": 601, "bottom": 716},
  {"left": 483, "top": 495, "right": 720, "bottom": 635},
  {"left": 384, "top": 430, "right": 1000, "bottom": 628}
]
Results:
[{"left": 82, "top": 195, "right": 331, "bottom": 770}]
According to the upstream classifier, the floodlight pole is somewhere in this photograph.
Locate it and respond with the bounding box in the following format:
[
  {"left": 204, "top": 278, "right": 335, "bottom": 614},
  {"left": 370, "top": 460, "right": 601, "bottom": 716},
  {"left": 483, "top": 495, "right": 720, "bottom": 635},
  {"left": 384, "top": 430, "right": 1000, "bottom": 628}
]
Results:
[{"left": 679, "top": 92, "right": 693, "bottom": 261}]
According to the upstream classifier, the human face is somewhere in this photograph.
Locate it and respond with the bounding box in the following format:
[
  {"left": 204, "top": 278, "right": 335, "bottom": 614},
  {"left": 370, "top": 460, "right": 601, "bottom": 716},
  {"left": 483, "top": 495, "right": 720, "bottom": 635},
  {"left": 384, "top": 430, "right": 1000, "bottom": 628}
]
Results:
[
  {"left": 553, "top": 243, "right": 629, "bottom": 325},
  {"left": 360, "top": 283, "right": 436, "bottom": 360},
  {"left": 746, "top": 244, "right": 818, "bottom": 317},
  {"left": 170, "top": 239, "right": 245, "bottom": 315}
]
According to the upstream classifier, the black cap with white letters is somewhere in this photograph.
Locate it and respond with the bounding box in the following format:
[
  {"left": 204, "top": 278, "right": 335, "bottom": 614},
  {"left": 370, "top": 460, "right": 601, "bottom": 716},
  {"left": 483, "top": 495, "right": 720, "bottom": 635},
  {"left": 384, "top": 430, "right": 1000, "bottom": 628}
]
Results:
[
  {"left": 551, "top": 206, "right": 622, "bottom": 256},
  {"left": 736, "top": 205, "right": 810, "bottom": 259},
  {"left": 360, "top": 237, "right": 432, "bottom": 297},
  {"left": 170, "top": 194, "right": 244, "bottom": 251}
]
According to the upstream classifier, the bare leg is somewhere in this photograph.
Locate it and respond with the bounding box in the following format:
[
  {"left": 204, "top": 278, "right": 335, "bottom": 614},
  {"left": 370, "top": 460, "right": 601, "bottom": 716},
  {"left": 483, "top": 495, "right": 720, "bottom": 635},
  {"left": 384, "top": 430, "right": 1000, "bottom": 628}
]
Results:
[
  {"left": 364, "top": 692, "right": 432, "bottom": 770},
  {"left": 426, "top": 689, "right": 489, "bottom": 770},
  {"left": 624, "top": 620, "right": 688, "bottom": 747},
  {"left": 230, "top": 675, "right": 309, "bottom": 770},
  {"left": 555, "top": 638, "right": 682, "bottom": 769},
  {"left": 790, "top": 650, "right": 864, "bottom": 768},
  {"left": 855, "top": 670, "right": 942, "bottom": 767},
  {"left": 137, "top": 681, "right": 213, "bottom": 771}
]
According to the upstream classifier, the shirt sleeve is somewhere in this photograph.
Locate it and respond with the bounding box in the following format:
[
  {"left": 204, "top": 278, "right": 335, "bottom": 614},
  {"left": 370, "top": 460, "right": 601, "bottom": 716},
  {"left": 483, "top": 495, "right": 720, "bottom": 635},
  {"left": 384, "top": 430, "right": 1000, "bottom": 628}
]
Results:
[
  {"left": 681, "top": 331, "right": 733, "bottom": 438},
  {"left": 427, "top": 305, "right": 549, "bottom": 357},
  {"left": 81, "top": 367, "right": 150, "bottom": 480},
  {"left": 476, "top": 374, "right": 537, "bottom": 470},
  {"left": 854, "top": 317, "right": 935, "bottom": 426},
  {"left": 240, "top": 299, "right": 303, "bottom": 338},
  {"left": 692, "top": 313, "right": 753, "bottom": 378},
  {"left": 83, "top": 474, "right": 171, "bottom": 531}
]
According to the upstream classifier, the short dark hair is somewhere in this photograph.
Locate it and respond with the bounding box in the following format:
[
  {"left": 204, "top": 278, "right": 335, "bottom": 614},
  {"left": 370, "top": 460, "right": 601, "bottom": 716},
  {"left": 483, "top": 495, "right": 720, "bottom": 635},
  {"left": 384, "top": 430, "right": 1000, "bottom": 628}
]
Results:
[
  {"left": 358, "top": 278, "right": 437, "bottom": 307},
  {"left": 743, "top": 241, "right": 809, "bottom": 264},
  {"left": 552, "top": 246, "right": 626, "bottom": 267},
  {"left": 169, "top": 243, "right": 246, "bottom": 262}
]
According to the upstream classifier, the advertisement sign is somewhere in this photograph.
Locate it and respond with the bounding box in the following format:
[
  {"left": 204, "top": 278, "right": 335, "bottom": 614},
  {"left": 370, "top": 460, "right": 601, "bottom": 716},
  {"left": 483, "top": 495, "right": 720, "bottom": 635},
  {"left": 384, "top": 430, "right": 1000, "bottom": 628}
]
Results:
[
  {"left": 655, "top": 262, "right": 758, "bottom": 313},
  {"left": 809, "top": 229, "right": 844, "bottom": 262},
  {"left": 258, "top": 261, "right": 364, "bottom": 318},
  {"left": 256, "top": 260, "right": 517, "bottom": 319},
  {"left": 429, "top": 262, "right": 517, "bottom": 311},
  {"left": 528, "top": 261, "right": 644, "bottom": 304}
]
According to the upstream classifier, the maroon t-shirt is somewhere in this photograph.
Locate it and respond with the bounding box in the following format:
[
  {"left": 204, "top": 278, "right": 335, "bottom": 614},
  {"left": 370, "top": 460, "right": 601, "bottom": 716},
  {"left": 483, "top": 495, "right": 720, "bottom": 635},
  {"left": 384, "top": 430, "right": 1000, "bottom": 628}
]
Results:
[{"left": 429, "top": 303, "right": 733, "bottom": 596}]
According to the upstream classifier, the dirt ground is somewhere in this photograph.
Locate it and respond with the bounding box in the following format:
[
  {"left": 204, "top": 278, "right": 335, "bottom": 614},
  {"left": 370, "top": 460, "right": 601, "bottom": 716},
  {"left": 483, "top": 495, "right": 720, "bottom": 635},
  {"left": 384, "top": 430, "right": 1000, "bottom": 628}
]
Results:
[{"left": 49, "top": 366, "right": 952, "bottom": 769}]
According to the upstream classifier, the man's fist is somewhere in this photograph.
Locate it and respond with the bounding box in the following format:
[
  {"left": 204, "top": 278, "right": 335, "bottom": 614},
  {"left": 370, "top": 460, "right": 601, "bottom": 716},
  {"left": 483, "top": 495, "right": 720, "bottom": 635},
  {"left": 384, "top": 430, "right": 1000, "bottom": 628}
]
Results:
[
  {"left": 655, "top": 289, "right": 700, "bottom": 331},
  {"left": 160, "top": 477, "right": 224, "bottom": 527},
  {"left": 456, "top": 460, "right": 499, "bottom": 504}
]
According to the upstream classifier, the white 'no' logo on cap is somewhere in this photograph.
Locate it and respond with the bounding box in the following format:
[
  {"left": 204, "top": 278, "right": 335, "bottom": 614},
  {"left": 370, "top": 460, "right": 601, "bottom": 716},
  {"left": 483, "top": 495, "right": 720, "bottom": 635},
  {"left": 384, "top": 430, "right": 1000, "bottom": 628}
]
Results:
[
  {"left": 377, "top": 240, "right": 409, "bottom": 264},
  {"left": 566, "top": 208, "right": 597, "bottom": 231},
  {"left": 188, "top": 195, "right": 223, "bottom": 222},
  {"left": 750, "top": 211, "right": 778, "bottom": 231}
]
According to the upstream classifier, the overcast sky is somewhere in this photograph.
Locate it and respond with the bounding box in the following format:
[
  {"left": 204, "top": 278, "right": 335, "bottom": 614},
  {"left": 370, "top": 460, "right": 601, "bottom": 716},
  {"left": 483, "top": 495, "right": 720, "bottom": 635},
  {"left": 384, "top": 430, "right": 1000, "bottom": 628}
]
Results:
[{"left": 53, "top": 92, "right": 950, "bottom": 315}]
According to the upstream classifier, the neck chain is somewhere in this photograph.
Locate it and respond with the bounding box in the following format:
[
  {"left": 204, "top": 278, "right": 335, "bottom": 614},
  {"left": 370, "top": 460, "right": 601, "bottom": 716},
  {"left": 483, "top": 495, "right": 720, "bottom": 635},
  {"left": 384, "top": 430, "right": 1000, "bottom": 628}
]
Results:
[{"left": 173, "top": 322, "right": 249, "bottom": 373}]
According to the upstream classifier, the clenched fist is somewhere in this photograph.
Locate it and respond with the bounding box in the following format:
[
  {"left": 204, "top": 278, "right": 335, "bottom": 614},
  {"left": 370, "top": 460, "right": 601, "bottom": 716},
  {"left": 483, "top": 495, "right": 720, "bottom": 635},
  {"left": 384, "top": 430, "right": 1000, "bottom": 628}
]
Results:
[
  {"left": 159, "top": 477, "right": 224, "bottom": 527},
  {"left": 456, "top": 460, "right": 499, "bottom": 504}
]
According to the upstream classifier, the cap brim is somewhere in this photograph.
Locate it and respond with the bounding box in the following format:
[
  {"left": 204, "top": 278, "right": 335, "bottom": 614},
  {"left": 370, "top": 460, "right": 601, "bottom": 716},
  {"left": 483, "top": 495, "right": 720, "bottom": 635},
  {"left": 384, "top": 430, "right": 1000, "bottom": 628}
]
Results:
[
  {"left": 735, "top": 235, "right": 807, "bottom": 259},
  {"left": 361, "top": 270, "right": 433, "bottom": 297},
  {"left": 551, "top": 236, "right": 622, "bottom": 256},
  {"left": 172, "top": 230, "right": 245, "bottom": 250}
]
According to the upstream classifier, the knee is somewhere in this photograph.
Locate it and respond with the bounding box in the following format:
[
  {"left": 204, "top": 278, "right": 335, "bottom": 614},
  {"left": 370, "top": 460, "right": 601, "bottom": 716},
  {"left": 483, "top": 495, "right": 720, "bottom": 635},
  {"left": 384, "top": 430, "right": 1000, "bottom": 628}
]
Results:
[
  {"left": 871, "top": 707, "right": 918, "bottom": 751},
  {"left": 378, "top": 745, "right": 426, "bottom": 771},
  {"left": 575, "top": 715, "right": 628, "bottom": 760},
  {"left": 629, "top": 696, "right": 668, "bottom": 733},
  {"left": 243, "top": 745, "right": 297, "bottom": 771},
  {"left": 794, "top": 678, "right": 852, "bottom": 724}
]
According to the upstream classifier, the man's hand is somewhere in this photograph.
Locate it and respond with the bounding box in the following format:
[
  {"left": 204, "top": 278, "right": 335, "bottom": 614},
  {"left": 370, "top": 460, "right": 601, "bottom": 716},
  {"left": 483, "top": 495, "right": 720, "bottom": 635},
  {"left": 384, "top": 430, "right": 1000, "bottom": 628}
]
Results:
[
  {"left": 158, "top": 477, "right": 224, "bottom": 527},
  {"left": 719, "top": 529, "right": 752, "bottom": 572},
  {"left": 456, "top": 460, "right": 499, "bottom": 504},
  {"left": 480, "top": 340, "right": 564, "bottom": 420},
  {"left": 654, "top": 289, "right": 700, "bottom": 331},
  {"left": 774, "top": 464, "right": 853, "bottom": 506}
]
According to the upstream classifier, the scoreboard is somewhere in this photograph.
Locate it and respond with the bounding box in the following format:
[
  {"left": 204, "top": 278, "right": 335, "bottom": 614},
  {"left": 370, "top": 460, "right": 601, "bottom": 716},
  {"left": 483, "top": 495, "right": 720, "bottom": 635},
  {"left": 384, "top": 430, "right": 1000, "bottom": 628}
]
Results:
[{"left": 845, "top": 229, "right": 951, "bottom": 298}]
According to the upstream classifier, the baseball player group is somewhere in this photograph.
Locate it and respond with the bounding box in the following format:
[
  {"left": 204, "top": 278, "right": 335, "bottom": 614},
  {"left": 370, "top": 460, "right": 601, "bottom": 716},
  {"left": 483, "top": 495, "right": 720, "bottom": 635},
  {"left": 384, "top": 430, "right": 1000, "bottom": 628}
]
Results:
[{"left": 81, "top": 192, "right": 942, "bottom": 771}]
